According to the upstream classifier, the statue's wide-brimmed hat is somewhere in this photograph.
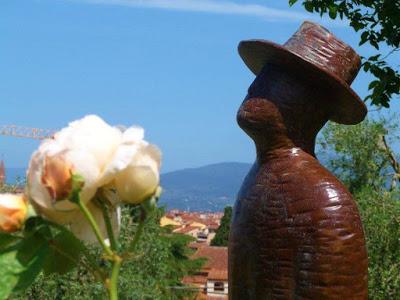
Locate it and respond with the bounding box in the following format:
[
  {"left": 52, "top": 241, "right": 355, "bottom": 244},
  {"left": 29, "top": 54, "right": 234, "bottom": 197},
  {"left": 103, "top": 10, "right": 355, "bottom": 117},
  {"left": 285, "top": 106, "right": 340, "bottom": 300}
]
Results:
[{"left": 238, "top": 21, "right": 367, "bottom": 125}]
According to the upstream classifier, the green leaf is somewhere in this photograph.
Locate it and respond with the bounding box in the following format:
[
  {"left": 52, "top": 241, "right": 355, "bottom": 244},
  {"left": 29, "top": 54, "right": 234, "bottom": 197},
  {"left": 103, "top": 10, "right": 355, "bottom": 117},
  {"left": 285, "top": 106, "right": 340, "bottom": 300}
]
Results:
[
  {"left": 16, "top": 232, "right": 48, "bottom": 265},
  {"left": 329, "top": 6, "right": 337, "bottom": 19},
  {"left": 14, "top": 245, "right": 48, "bottom": 292},
  {"left": 369, "top": 54, "right": 381, "bottom": 62},
  {"left": 0, "top": 248, "right": 25, "bottom": 300},
  {"left": 368, "top": 80, "right": 380, "bottom": 90},
  {"left": 304, "top": 2, "right": 314, "bottom": 13},
  {"left": 23, "top": 217, "right": 52, "bottom": 240},
  {"left": 0, "top": 233, "right": 20, "bottom": 252},
  {"left": 363, "top": 63, "right": 370, "bottom": 72},
  {"left": 360, "top": 31, "right": 369, "bottom": 46},
  {"left": 0, "top": 233, "right": 48, "bottom": 300},
  {"left": 43, "top": 230, "right": 84, "bottom": 275},
  {"left": 289, "top": 0, "right": 298, "bottom": 6},
  {"left": 370, "top": 40, "right": 379, "bottom": 50}
]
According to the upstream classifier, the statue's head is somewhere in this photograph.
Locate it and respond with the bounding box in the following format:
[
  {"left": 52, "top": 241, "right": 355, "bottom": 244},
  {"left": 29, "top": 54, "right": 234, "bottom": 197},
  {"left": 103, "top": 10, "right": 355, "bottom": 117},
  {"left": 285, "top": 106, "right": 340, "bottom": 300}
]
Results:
[
  {"left": 237, "top": 63, "right": 330, "bottom": 154},
  {"left": 236, "top": 21, "right": 367, "bottom": 154}
]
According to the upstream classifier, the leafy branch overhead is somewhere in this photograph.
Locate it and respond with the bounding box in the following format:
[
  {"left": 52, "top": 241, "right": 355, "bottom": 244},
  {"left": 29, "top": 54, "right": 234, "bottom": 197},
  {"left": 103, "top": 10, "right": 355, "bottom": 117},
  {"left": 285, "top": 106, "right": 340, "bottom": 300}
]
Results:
[{"left": 289, "top": 0, "right": 400, "bottom": 107}]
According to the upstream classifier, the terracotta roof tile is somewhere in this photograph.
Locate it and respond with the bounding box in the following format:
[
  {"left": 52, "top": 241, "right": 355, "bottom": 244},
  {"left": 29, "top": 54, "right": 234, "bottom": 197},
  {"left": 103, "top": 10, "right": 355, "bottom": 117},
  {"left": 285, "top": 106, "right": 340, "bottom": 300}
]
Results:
[
  {"left": 208, "top": 269, "right": 228, "bottom": 281},
  {"left": 174, "top": 225, "right": 198, "bottom": 234},
  {"left": 189, "top": 242, "right": 208, "bottom": 250},
  {"left": 183, "top": 275, "right": 207, "bottom": 285},
  {"left": 192, "top": 246, "right": 228, "bottom": 271}
]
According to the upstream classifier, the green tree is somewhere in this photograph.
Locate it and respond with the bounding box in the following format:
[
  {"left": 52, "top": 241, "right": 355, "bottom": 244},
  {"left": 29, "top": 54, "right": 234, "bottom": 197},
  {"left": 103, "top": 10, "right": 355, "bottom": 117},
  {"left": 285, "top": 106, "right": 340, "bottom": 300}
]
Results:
[
  {"left": 289, "top": 0, "right": 400, "bottom": 107},
  {"left": 318, "top": 117, "right": 400, "bottom": 299},
  {"left": 318, "top": 117, "right": 399, "bottom": 192},
  {"left": 10, "top": 206, "right": 204, "bottom": 300},
  {"left": 211, "top": 206, "right": 232, "bottom": 247}
]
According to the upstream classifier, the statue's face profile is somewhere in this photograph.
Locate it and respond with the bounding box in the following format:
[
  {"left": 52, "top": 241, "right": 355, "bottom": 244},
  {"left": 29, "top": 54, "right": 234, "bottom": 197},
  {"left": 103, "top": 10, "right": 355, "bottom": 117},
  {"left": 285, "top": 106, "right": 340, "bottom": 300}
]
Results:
[
  {"left": 237, "top": 64, "right": 297, "bottom": 143},
  {"left": 237, "top": 92, "right": 287, "bottom": 141},
  {"left": 236, "top": 64, "right": 330, "bottom": 151}
]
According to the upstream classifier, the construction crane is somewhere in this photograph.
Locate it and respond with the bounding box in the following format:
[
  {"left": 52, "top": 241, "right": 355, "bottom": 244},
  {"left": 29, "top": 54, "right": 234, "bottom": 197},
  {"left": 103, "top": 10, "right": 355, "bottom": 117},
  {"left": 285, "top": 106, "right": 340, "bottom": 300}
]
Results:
[
  {"left": 0, "top": 125, "right": 56, "bottom": 185},
  {"left": 0, "top": 125, "right": 55, "bottom": 140}
]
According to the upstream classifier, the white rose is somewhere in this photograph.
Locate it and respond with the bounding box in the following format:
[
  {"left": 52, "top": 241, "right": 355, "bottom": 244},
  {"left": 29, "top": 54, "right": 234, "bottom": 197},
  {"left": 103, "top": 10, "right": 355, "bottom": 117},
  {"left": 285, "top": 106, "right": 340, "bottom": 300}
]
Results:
[
  {"left": 26, "top": 114, "right": 161, "bottom": 237},
  {"left": 0, "top": 193, "right": 28, "bottom": 233},
  {"left": 27, "top": 115, "right": 122, "bottom": 212}
]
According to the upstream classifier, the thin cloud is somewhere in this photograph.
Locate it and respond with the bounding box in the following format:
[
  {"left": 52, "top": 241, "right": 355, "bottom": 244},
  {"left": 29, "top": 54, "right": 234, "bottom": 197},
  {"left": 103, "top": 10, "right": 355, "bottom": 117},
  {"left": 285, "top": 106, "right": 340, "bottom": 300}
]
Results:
[{"left": 71, "top": 0, "right": 343, "bottom": 25}]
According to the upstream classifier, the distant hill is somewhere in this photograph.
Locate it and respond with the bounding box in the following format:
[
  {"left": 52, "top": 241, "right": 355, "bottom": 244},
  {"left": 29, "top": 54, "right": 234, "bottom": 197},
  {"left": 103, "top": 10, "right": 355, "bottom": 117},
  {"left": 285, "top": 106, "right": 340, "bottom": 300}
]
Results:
[{"left": 159, "top": 162, "right": 252, "bottom": 212}]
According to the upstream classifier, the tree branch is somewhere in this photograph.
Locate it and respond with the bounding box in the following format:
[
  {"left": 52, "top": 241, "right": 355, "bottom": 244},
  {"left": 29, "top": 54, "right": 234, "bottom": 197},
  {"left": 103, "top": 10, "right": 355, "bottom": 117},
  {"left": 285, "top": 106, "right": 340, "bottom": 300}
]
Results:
[{"left": 380, "top": 135, "right": 400, "bottom": 190}]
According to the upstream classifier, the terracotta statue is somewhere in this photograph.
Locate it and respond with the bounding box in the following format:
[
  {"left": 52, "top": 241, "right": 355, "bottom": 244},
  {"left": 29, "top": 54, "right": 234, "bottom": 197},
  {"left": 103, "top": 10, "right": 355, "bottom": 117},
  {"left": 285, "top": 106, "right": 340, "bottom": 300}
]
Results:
[{"left": 229, "top": 21, "right": 368, "bottom": 299}]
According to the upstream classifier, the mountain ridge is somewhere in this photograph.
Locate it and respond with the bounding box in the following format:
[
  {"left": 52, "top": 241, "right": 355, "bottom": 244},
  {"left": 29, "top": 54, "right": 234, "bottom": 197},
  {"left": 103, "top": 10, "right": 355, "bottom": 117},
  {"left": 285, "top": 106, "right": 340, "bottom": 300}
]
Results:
[{"left": 159, "top": 162, "right": 252, "bottom": 212}]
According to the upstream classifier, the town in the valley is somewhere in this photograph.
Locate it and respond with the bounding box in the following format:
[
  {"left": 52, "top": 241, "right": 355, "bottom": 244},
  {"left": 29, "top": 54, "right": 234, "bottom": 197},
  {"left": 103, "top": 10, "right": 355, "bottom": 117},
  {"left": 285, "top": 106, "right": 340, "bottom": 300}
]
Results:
[{"left": 161, "top": 210, "right": 228, "bottom": 299}]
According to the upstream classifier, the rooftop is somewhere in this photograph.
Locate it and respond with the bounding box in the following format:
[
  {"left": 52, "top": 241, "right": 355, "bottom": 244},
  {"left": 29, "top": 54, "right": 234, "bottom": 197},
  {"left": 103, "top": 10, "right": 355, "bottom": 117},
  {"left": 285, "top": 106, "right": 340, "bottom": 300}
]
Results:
[{"left": 192, "top": 246, "right": 228, "bottom": 273}]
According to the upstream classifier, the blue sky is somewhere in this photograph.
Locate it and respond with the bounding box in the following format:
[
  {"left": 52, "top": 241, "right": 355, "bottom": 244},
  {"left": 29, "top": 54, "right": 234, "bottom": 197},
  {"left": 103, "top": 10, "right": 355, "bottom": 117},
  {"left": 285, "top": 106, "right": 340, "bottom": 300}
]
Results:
[{"left": 1, "top": 0, "right": 398, "bottom": 172}]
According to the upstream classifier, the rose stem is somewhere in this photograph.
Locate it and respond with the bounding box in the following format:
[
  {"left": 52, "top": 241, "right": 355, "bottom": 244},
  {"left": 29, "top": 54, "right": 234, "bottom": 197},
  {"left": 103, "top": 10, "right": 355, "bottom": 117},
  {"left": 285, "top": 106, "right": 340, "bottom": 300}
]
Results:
[{"left": 98, "top": 197, "right": 118, "bottom": 251}]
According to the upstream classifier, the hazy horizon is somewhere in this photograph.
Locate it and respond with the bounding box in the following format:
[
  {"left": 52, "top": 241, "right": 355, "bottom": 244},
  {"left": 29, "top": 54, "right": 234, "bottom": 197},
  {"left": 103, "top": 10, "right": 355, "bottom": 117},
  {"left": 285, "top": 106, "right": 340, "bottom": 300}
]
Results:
[{"left": 3, "top": 161, "right": 253, "bottom": 184}]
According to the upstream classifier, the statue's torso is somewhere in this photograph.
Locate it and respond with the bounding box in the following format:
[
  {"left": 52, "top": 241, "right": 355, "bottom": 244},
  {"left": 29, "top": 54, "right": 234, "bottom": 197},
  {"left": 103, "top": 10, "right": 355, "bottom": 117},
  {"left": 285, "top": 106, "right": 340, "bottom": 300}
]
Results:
[{"left": 229, "top": 148, "right": 368, "bottom": 299}]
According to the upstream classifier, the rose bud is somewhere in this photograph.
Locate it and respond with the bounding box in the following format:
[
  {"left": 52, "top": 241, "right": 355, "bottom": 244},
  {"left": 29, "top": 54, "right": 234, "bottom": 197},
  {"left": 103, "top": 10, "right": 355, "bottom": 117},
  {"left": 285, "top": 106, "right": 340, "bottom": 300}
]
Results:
[
  {"left": 28, "top": 146, "right": 100, "bottom": 211},
  {"left": 0, "top": 193, "right": 28, "bottom": 233},
  {"left": 114, "top": 144, "right": 161, "bottom": 204},
  {"left": 41, "top": 153, "right": 74, "bottom": 202},
  {"left": 99, "top": 127, "right": 162, "bottom": 205}
]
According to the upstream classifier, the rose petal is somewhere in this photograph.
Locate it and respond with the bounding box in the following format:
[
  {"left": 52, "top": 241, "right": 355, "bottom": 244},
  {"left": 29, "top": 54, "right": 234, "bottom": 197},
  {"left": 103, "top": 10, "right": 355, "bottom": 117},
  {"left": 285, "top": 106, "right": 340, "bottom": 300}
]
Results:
[
  {"left": 121, "top": 126, "right": 145, "bottom": 144},
  {"left": 54, "top": 115, "right": 122, "bottom": 171},
  {"left": 99, "top": 143, "right": 142, "bottom": 186},
  {"left": 0, "top": 194, "right": 28, "bottom": 233},
  {"left": 69, "top": 202, "right": 121, "bottom": 244}
]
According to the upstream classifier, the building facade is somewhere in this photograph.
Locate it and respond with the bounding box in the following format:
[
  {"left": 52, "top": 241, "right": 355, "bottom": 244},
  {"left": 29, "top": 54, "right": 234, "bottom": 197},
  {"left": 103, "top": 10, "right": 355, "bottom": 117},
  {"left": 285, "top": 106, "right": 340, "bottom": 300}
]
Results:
[
  {"left": 184, "top": 245, "right": 228, "bottom": 299},
  {"left": 0, "top": 160, "right": 5, "bottom": 185}
]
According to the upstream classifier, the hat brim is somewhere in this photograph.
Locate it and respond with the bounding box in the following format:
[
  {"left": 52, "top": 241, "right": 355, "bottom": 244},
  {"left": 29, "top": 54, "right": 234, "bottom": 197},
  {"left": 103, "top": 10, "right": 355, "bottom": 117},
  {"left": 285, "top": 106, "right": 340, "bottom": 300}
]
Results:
[{"left": 238, "top": 39, "right": 367, "bottom": 125}]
